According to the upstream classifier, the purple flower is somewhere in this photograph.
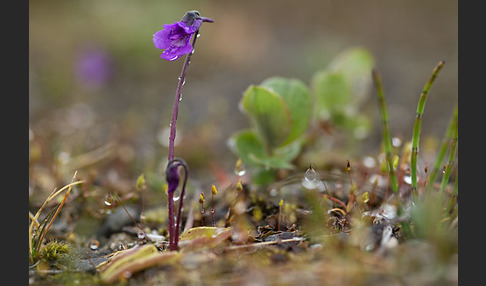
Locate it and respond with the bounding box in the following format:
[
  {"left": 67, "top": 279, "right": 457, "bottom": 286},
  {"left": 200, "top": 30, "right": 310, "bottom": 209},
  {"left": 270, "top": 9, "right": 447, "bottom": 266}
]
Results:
[
  {"left": 153, "top": 10, "right": 213, "bottom": 61},
  {"left": 75, "top": 46, "right": 113, "bottom": 87}
]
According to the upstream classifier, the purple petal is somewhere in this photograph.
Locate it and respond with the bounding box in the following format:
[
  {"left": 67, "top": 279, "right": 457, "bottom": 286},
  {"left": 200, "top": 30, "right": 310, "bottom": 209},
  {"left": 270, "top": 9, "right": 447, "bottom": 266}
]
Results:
[
  {"left": 153, "top": 29, "right": 171, "bottom": 49},
  {"left": 161, "top": 41, "right": 193, "bottom": 61},
  {"left": 177, "top": 19, "right": 201, "bottom": 34}
]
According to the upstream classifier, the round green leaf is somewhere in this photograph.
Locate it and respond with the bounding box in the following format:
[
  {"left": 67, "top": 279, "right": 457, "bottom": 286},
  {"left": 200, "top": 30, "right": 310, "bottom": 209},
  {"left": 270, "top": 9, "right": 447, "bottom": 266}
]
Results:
[
  {"left": 260, "top": 77, "right": 312, "bottom": 145},
  {"left": 311, "top": 71, "right": 351, "bottom": 119},
  {"left": 240, "top": 86, "right": 292, "bottom": 149},
  {"left": 229, "top": 129, "right": 267, "bottom": 168},
  {"left": 327, "top": 47, "right": 375, "bottom": 107}
]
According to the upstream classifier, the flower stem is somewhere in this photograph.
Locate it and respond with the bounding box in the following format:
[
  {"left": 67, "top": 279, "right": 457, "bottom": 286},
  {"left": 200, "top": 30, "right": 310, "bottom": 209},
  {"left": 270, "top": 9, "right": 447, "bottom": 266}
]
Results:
[
  {"left": 167, "top": 191, "right": 175, "bottom": 250},
  {"left": 174, "top": 160, "right": 188, "bottom": 249},
  {"left": 168, "top": 30, "right": 199, "bottom": 161}
]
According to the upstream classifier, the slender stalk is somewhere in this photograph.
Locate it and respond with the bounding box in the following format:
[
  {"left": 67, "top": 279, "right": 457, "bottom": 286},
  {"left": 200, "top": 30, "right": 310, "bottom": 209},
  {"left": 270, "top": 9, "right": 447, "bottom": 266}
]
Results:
[
  {"left": 278, "top": 199, "right": 283, "bottom": 242},
  {"left": 211, "top": 184, "right": 218, "bottom": 227},
  {"left": 372, "top": 69, "right": 399, "bottom": 195},
  {"left": 440, "top": 107, "right": 458, "bottom": 192},
  {"left": 165, "top": 29, "right": 198, "bottom": 250},
  {"left": 445, "top": 174, "right": 458, "bottom": 216},
  {"left": 372, "top": 69, "right": 412, "bottom": 240},
  {"left": 411, "top": 61, "right": 445, "bottom": 199},
  {"left": 170, "top": 158, "right": 188, "bottom": 251},
  {"left": 426, "top": 103, "right": 458, "bottom": 194},
  {"left": 168, "top": 30, "right": 199, "bottom": 161},
  {"left": 211, "top": 193, "right": 215, "bottom": 226},
  {"left": 167, "top": 191, "right": 175, "bottom": 250}
]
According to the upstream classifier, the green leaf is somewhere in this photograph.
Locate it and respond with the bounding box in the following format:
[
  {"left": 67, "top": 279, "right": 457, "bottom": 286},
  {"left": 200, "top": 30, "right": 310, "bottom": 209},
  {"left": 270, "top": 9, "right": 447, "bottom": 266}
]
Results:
[
  {"left": 252, "top": 167, "right": 277, "bottom": 186},
  {"left": 229, "top": 129, "right": 267, "bottom": 168},
  {"left": 240, "top": 85, "right": 292, "bottom": 149},
  {"left": 327, "top": 47, "right": 374, "bottom": 107},
  {"left": 260, "top": 77, "right": 312, "bottom": 145},
  {"left": 229, "top": 130, "right": 297, "bottom": 170},
  {"left": 311, "top": 71, "right": 351, "bottom": 119}
]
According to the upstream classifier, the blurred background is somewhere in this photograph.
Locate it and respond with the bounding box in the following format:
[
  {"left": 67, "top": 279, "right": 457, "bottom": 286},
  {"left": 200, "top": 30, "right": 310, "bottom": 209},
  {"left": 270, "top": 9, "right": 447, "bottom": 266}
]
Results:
[{"left": 29, "top": 0, "right": 457, "bottom": 197}]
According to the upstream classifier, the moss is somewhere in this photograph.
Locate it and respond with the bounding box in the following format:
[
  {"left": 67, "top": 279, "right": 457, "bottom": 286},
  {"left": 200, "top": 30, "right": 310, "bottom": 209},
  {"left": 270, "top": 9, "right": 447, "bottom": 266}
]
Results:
[{"left": 40, "top": 240, "right": 71, "bottom": 263}]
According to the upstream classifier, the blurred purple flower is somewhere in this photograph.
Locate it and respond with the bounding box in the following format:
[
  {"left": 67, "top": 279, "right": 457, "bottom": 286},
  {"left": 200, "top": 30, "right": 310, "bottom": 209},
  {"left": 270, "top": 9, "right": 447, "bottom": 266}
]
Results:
[
  {"left": 153, "top": 10, "right": 213, "bottom": 61},
  {"left": 76, "top": 47, "right": 113, "bottom": 87}
]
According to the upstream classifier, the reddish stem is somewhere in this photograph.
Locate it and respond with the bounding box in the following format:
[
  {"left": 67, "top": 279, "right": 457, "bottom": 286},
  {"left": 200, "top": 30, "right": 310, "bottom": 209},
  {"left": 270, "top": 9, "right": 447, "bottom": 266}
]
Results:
[{"left": 168, "top": 31, "right": 199, "bottom": 162}]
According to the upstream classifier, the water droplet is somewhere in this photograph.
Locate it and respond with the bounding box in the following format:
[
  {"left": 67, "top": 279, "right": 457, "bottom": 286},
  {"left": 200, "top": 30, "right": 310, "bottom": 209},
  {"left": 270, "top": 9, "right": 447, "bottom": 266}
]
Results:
[
  {"left": 269, "top": 188, "right": 278, "bottom": 197},
  {"left": 89, "top": 239, "right": 100, "bottom": 251},
  {"left": 304, "top": 167, "right": 318, "bottom": 182},
  {"left": 392, "top": 137, "right": 402, "bottom": 147},
  {"left": 104, "top": 194, "right": 115, "bottom": 206},
  {"left": 381, "top": 204, "right": 397, "bottom": 220},
  {"left": 173, "top": 195, "right": 180, "bottom": 202},
  {"left": 403, "top": 172, "right": 412, "bottom": 184},
  {"left": 196, "top": 33, "right": 201, "bottom": 38},
  {"left": 234, "top": 159, "right": 246, "bottom": 176},
  {"left": 362, "top": 156, "right": 376, "bottom": 168},
  {"left": 138, "top": 230, "right": 146, "bottom": 240},
  {"left": 302, "top": 166, "right": 324, "bottom": 190}
]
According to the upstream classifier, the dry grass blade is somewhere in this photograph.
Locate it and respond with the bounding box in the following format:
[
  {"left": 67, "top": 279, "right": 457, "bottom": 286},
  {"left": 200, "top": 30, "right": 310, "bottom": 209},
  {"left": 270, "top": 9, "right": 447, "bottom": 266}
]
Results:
[{"left": 29, "top": 171, "right": 84, "bottom": 264}]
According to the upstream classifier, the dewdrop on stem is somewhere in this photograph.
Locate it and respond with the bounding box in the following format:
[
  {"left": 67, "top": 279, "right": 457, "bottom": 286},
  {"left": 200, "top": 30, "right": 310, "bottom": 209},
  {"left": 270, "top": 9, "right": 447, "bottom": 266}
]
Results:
[{"left": 234, "top": 158, "right": 246, "bottom": 176}]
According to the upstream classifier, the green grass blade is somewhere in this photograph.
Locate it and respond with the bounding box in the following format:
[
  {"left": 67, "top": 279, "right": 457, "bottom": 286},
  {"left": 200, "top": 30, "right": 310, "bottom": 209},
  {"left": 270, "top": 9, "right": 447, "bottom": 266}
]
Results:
[
  {"left": 426, "top": 103, "right": 458, "bottom": 194},
  {"left": 440, "top": 106, "right": 458, "bottom": 192},
  {"left": 372, "top": 69, "right": 399, "bottom": 194},
  {"left": 410, "top": 61, "right": 445, "bottom": 199},
  {"left": 31, "top": 207, "right": 57, "bottom": 263}
]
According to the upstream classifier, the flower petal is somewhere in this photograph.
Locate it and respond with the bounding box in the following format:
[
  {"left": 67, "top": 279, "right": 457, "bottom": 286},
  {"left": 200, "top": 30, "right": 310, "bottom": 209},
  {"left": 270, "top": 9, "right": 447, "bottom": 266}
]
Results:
[
  {"left": 161, "top": 41, "right": 193, "bottom": 61},
  {"left": 153, "top": 29, "right": 171, "bottom": 49},
  {"left": 177, "top": 19, "right": 202, "bottom": 34}
]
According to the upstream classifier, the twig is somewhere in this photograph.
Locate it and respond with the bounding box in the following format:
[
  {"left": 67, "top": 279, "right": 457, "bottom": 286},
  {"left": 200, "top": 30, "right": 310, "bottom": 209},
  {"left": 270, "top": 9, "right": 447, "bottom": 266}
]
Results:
[{"left": 225, "top": 237, "right": 306, "bottom": 250}]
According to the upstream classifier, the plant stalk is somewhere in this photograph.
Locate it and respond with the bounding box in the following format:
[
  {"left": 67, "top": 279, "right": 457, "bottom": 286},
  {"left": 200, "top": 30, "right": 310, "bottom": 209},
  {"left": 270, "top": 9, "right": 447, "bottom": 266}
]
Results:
[
  {"left": 168, "top": 30, "right": 199, "bottom": 161},
  {"left": 426, "top": 103, "right": 457, "bottom": 194},
  {"left": 410, "top": 61, "right": 445, "bottom": 200},
  {"left": 440, "top": 106, "right": 458, "bottom": 192},
  {"left": 174, "top": 160, "right": 188, "bottom": 249},
  {"left": 372, "top": 69, "right": 399, "bottom": 195}
]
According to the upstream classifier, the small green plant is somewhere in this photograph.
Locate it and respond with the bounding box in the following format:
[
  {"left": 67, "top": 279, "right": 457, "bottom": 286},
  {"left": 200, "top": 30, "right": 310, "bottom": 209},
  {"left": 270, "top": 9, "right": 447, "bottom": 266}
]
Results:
[
  {"left": 39, "top": 240, "right": 71, "bottom": 263},
  {"left": 29, "top": 172, "right": 83, "bottom": 264},
  {"left": 230, "top": 47, "right": 375, "bottom": 185},
  {"left": 311, "top": 47, "right": 374, "bottom": 136},
  {"left": 410, "top": 61, "right": 445, "bottom": 200},
  {"left": 230, "top": 77, "right": 312, "bottom": 184}
]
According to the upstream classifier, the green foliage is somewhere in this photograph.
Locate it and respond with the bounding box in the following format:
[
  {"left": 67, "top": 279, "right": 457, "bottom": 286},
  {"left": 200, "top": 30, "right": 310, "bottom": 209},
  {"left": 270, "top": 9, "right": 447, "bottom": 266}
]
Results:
[
  {"left": 40, "top": 240, "right": 71, "bottom": 263},
  {"left": 230, "top": 47, "right": 375, "bottom": 185},
  {"left": 230, "top": 77, "right": 312, "bottom": 184},
  {"left": 311, "top": 47, "right": 374, "bottom": 134},
  {"left": 410, "top": 191, "right": 458, "bottom": 262}
]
